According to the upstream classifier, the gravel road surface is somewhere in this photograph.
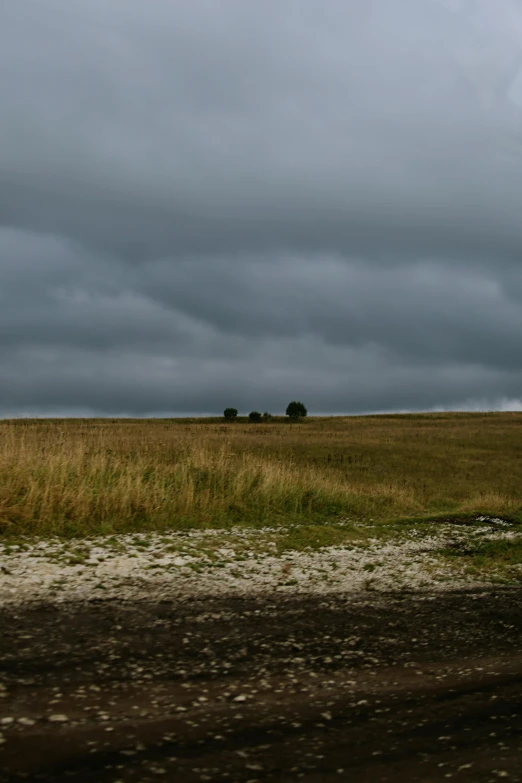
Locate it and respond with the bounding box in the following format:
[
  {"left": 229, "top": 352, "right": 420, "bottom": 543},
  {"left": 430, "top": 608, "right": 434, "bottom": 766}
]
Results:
[
  {"left": 1, "top": 587, "right": 522, "bottom": 782},
  {"left": 1, "top": 525, "right": 521, "bottom": 782}
]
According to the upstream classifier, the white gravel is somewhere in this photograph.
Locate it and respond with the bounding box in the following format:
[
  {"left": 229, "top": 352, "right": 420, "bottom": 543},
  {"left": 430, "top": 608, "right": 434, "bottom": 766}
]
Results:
[{"left": 2, "top": 519, "right": 518, "bottom": 606}]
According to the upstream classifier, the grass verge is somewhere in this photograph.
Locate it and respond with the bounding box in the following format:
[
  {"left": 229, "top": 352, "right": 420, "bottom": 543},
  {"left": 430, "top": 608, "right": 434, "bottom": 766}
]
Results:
[{"left": 438, "top": 533, "right": 522, "bottom": 583}]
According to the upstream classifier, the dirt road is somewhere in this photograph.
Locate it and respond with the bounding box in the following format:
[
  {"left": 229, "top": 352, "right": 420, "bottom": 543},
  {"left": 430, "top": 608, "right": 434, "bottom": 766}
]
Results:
[{"left": 1, "top": 588, "right": 521, "bottom": 782}]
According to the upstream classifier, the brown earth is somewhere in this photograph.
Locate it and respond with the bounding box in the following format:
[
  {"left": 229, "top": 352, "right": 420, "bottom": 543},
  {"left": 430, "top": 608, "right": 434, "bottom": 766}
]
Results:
[{"left": 1, "top": 588, "right": 521, "bottom": 782}]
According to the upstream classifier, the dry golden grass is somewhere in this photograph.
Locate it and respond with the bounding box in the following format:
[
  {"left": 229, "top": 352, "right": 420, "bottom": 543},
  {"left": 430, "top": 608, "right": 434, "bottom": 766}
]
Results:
[{"left": 1, "top": 413, "right": 521, "bottom": 537}]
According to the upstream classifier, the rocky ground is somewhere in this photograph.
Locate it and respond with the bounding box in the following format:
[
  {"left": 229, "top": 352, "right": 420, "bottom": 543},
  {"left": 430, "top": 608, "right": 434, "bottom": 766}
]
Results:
[{"left": 1, "top": 522, "right": 521, "bottom": 782}]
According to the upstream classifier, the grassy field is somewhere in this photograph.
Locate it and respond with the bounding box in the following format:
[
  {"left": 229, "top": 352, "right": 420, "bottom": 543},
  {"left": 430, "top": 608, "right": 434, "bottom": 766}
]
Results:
[{"left": 1, "top": 412, "right": 522, "bottom": 540}]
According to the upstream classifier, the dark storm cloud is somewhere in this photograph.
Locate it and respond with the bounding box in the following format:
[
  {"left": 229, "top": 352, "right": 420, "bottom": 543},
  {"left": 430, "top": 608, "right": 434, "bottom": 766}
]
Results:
[{"left": 2, "top": 0, "right": 522, "bottom": 416}]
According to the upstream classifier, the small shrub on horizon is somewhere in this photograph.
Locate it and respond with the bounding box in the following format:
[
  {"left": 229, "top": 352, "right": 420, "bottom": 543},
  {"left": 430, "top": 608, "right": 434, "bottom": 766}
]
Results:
[
  {"left": 248, "top": 411, "right": 262, "bottom": 423},
  {"left": 223, "top": 408, "right": 238, "bottom": 421}
]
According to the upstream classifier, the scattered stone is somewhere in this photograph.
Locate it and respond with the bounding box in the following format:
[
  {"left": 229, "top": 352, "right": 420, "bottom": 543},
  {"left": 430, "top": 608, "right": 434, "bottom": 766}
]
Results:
[{"left": 17, "top": 718, "right": 36, "bottom": 727}]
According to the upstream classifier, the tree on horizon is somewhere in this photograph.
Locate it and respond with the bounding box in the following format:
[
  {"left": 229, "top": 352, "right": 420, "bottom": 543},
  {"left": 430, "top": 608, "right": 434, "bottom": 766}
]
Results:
[{"left": 285, "top": 401, "right": 307, "bottom": 421}]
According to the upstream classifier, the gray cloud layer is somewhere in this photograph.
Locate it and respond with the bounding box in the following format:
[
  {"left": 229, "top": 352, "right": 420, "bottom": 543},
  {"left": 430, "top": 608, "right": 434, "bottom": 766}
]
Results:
[{"left": 2, "top": 0, "right": 522, "bottom": 416}]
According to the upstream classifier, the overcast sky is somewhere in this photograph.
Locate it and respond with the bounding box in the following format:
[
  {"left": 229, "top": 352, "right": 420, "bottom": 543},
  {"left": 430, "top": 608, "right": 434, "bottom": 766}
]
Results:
[{"left": 2, "top": 0, "right": 522, "bottom": 417}]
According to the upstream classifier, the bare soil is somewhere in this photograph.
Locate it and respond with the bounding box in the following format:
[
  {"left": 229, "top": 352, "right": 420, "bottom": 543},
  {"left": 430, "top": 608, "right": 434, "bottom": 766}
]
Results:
[{"left": 1, "top": 588, "right": 522, "bottom": 782}]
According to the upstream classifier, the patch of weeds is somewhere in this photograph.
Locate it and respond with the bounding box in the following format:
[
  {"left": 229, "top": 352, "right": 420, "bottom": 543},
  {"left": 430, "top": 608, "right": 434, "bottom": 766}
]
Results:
[
  {"left": 132, "top": 537, "right": 152, "bottom": 548},
  {"left": 9, "top": 542, "right": 30, "bottom": 552},
  {"left": 363, "top": 563, "right": 376, "bottom": 572},
  {"left": 439, "top": 536, "right": 522, "bottom": 563},
  {"left": 71, "top": 545, "right": 91, "bottom": 558},
  {"left": 276, "top": 524, "right": 354, "bottom": 554},
  {"left": 438, "top": 534, "right": 522, "bottom": 582},
  {"left": 106, "top": 539, "right": 126, "bottom": 553},
  {"left": 66, "top": 556, "right": 86, "bottom": 566}
]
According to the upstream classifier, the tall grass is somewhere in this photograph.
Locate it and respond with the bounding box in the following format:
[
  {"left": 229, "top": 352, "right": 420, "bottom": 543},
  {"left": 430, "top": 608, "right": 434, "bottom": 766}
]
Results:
[
  {"left": 1, "top": 413, "right": 521, "bottom": 537},
  {"left": 0, "top": 421, "right": 418, "bottom": 536}
]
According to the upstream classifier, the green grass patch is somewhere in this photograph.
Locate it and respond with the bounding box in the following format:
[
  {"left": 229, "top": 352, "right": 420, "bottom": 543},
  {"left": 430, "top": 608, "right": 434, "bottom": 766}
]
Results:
[
  {"left": 440, "top": 536, "right": 522, "bottom": 566},
  {"left": 438, "top": 534, "right": 522, "bottom": 582},
  {"left": 275, "top": 524, "right": 357, "bottom": 553}
]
